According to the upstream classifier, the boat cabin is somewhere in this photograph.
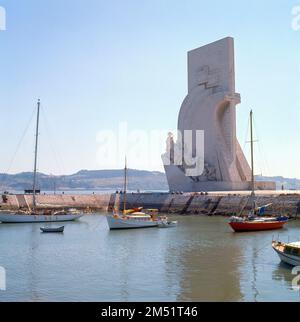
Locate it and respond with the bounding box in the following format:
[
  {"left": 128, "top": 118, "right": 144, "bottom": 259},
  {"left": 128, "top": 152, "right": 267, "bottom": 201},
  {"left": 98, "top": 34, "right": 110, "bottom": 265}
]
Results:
[{"left": 284, "top": 242, "right": 300, "bottom": 256}]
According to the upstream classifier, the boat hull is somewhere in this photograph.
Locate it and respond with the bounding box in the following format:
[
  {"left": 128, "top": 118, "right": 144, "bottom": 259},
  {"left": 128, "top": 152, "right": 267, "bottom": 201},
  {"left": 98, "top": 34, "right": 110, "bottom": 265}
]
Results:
[
  {"left": 106, "top": 215, "right": 158, "bottom": 230},
  {"left": 272, "top": 245, "right": 300, "bottom": 266},
  {"left": 40, "top": 226, "right": 65, "bottom": 233},
  {"left": 0, "top": 213, "right": 83, "bottom": 223},
  {"left": 229, "top": 220, "right": 286, "bottom": 232}
]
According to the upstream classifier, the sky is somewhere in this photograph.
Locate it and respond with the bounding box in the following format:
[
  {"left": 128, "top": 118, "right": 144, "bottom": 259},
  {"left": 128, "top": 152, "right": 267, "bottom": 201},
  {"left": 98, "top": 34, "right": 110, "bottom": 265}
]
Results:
[{"left": 0, "top": 0, "right": 299, "bottom": 178}]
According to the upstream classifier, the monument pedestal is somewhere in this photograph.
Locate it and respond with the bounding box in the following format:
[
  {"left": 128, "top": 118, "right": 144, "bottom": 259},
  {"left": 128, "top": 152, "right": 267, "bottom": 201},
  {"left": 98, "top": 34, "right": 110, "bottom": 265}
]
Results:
[{"left": 164, "top": 164, "right": 275, "bottom": 192}]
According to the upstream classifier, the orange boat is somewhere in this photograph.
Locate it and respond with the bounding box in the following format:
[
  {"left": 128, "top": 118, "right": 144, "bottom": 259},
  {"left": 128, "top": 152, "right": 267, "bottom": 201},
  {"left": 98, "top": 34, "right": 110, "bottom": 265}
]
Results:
[{"left": 229, "top": 218, "right": 288, "bottom": 232}]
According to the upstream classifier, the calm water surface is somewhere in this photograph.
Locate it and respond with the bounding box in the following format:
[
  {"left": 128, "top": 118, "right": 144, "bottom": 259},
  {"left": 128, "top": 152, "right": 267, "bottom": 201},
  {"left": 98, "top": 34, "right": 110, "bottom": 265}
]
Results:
[{"left": 0, "top": 214, "right": 300, "bottom": 302}]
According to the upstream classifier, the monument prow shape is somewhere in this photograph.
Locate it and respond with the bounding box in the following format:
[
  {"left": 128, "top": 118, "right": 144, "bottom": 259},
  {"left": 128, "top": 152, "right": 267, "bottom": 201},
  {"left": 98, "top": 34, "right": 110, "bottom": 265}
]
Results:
[{"left": 162, "top": 37, "right": 275, "bottom": 192}]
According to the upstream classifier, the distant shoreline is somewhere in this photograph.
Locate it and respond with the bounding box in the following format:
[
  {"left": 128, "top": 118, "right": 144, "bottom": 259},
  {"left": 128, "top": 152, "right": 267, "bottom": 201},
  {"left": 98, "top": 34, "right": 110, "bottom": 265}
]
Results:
[
  {"left": 1, "top": 169, "right": 300, "bottom": 192},
  {"left": 1, "top": 189, "right": 169, "bottom": 195}
]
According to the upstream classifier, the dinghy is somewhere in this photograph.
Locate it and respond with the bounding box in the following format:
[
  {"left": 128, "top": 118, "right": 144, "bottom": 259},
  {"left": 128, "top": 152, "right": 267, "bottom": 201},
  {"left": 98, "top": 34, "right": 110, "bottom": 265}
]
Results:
[
  {"left": 40, "top": 226, "right": 65, "bottom": 233},
  {"left": 158, "top": 220, "right": 178, "bottom": 228}
]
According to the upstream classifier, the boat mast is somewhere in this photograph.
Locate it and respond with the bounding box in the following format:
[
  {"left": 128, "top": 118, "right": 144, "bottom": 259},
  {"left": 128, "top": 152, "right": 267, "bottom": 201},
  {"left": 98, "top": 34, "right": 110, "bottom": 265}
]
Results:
[
  {"left": 250, "top": 110, "right": 255, "bottom": 208},
  {"left": 123, "top": 156, "right": 127, "bottom": 213},
  {"left": 32, "top": 99, "right": 41, "bottom": 212}
]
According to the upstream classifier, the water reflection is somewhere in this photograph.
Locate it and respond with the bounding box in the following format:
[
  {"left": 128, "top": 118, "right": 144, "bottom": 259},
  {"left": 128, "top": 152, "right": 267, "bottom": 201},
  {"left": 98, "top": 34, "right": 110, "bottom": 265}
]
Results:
[
  {"left": 169, "top": 217, "right": 243, "bottom": 301},
  {"left": 272, "top": 262, "right": 294, "bottom": 284}
]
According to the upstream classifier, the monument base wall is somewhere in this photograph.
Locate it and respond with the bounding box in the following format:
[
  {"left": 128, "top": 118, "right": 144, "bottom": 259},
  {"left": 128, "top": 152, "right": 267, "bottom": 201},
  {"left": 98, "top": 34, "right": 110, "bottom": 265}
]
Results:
[
  {"left": 1, "top": 191, "right": 299, "bottom": 217},
  {"left": 164, "top": 165, "right": 275, "bottom": 192}
]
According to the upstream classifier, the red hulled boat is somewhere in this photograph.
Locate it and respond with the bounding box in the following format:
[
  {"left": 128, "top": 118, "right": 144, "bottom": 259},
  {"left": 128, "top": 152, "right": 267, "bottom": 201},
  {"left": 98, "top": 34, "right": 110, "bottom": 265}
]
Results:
[
  {"left": 228, "top": 110, "right": 288, "bottom": 233},
  {"left": 229, "top": 217, "right": 288, "bottom": 232}
]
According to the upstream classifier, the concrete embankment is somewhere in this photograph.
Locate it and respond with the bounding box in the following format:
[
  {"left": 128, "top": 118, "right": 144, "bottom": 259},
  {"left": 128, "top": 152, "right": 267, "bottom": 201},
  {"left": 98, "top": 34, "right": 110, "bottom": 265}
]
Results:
[{"left": 1, "top": 191, "right": 300, "bottom": 217}]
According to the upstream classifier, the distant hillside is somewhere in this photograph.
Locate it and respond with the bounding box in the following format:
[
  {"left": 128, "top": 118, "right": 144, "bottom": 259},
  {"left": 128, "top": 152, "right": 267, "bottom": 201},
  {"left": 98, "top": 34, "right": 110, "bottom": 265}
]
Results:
[
  {"left": 0, "top": 170, "right": 299, "bottom": 192},
  {"left": 0, "top": 169, "right": 169, "bottom": 192},
  {"left": 255, "top": 175, "right": 300, "bottom": 190}
]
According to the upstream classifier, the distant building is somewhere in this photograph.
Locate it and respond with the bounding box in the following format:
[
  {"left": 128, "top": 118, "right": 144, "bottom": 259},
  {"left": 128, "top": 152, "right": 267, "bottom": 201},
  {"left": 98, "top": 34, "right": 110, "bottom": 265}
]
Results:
[{"left": 24, "top": 189, "right": 41, "bottom": 194}]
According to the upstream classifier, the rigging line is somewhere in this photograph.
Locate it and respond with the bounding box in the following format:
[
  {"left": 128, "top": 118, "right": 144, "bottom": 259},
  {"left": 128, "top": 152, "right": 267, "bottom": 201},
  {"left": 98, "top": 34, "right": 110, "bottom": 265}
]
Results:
[
  {"left": 252, "top": 239, "right": 274, "bottom": 257},
  {"left": 242, "top": 112, "right": 250, "bottom": 151},
  {"left": 0, "top": 106, "right": 37, "bottom": 191},
  {"left": 252, "top": 117, "right": 271, "bottom": 177},
  {"left": 241, "top": 112, "right": 251, "bottom": 172},
  {"left": 40, "top": 106, "right": 66, "bottom": 175}
]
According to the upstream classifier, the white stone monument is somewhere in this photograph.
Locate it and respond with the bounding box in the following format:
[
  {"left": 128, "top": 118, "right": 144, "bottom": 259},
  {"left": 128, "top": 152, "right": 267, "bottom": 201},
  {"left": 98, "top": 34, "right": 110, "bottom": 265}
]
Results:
[{"left": 162, "top": 37, "right": 275, "bottom": 192}]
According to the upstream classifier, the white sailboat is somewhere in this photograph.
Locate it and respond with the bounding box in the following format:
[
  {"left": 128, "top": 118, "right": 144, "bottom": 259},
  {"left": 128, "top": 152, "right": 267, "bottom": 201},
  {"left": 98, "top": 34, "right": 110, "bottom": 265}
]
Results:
[
  {"left": 106, "top": 212, "right": 160, "bottom": 230},
  {"left": 106, "top": 158, "right": 161, "bottom": 230},
  {"left": 0, "top": 99, "right": 83, "bottom": 223},
  {"left": 0, "top": 211, "right": 83, "bottom": 223}
]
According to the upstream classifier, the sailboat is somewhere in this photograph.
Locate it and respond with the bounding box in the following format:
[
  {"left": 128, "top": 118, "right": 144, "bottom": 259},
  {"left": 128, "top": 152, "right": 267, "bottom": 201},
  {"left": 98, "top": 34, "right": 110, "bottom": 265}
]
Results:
[
  {"left": 228, "top": 110, "right": 288, "bottom": 232},
  {"left": 0, "top": 99, "right": 83, "bottom": 223},
  {"left": 106, "top": 158, "right": 163, "bottom": 229}
]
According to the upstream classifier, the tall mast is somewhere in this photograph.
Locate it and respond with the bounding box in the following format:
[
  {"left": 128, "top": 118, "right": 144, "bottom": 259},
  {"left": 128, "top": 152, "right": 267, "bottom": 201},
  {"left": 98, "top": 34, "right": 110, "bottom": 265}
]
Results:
[
  {"left": 32, "top": 99, "right": 41, "bottom": 212},
  {"left": 123, "top": 156, "right": 127, "bottom": 213},
  {"left": 250, "top": 110, "right": 255, "bottom": 206}
]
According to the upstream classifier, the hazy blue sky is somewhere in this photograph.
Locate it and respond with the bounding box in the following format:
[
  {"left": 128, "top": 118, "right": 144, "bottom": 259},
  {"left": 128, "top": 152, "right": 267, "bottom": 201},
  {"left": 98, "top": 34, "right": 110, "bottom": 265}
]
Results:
[{"left": 0, "top": 0, "right": 299, "bottom": 177}]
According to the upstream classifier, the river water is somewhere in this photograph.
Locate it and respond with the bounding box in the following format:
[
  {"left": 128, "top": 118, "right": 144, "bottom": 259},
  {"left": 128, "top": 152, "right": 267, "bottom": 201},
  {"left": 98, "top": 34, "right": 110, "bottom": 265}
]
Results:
[{"left": 0, "top": 214, "right": 299, "bottom": 302}]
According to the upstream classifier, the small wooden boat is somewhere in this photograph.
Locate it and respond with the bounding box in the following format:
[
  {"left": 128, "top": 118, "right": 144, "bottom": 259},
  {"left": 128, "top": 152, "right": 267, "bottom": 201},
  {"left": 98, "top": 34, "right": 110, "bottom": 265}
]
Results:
[
  {"left": 40, "top": 226, "right": 65, "bottom": 233},
  {"left": 158, "top": 220, "right": 178, "bottom": 228},
  {"left": 272, "top": 240, "right": 300, "bottom": 266}
]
